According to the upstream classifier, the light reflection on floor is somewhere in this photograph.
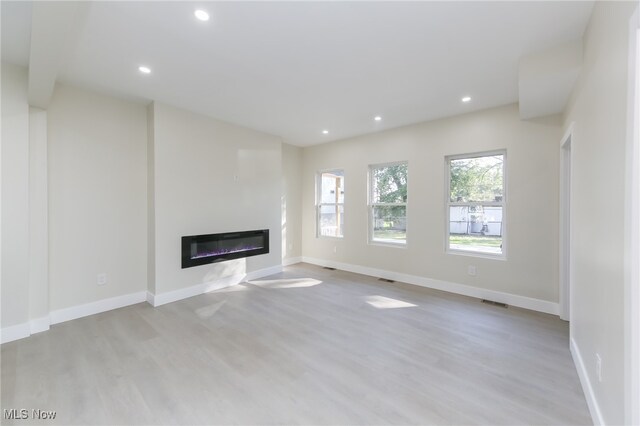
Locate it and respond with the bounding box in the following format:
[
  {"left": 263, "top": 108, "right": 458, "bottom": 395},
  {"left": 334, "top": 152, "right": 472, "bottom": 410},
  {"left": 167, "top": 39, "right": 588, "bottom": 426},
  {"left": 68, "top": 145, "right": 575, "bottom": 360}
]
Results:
[
  {"left": 195, "top": 300, "right": 227, "bottom": 318},
  {"left": 247, "top": 278, "right": 323, "bottom": 289},
  {"left": 215, "top": 283, "right": 250, "bottom": 293},
  {"left": 365, "top": 295, "right": 417, "bottom": 309}
]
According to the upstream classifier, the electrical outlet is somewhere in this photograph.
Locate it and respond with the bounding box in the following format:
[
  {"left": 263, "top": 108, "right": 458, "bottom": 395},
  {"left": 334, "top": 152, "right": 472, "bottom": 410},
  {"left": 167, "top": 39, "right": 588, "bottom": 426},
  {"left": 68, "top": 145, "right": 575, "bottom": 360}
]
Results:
[
  {"left": 596, "top": 353, "right": 602, "bottom": 382},
  {"left": 333, "top": 246, "right": 337, "bottom": 254},
  {"left": 97, "top": 273, "right": 107, "bottom": 286},
  {"left": 288, "top": 243, "right": 293, "bottom": 250},
  {"left": 468, "top": 265, "right": 477, "bottom": 276}
]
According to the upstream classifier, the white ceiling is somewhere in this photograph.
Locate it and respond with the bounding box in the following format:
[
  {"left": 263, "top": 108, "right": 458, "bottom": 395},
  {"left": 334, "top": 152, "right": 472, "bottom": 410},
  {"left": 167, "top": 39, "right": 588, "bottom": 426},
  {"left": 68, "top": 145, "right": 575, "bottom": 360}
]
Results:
[{"left": 2, "top": 1, "right": 594, "bottom": 146}]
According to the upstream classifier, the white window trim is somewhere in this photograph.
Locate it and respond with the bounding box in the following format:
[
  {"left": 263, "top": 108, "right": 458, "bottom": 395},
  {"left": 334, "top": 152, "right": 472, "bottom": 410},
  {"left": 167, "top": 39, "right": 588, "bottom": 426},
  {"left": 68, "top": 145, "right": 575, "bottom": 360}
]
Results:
[
  {"left": 316, "top": 169, "right": 345, "bottom": 239},
  {"left": 445, "top": 150, "right": 507, "bottom": 260},
  {"left": 368, "top": 161, "right": 408, "bottom": 247}
]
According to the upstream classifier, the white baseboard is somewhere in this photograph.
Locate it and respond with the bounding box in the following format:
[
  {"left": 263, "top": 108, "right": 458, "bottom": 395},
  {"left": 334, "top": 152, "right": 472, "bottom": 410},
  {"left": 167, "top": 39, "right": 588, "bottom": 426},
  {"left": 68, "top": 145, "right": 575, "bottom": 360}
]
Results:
[
  {"left": 3, "top": 265, "right": 284, "bottom": 344},
  {"left": 148, "top": 264, "right": 284, "bottom": 307},
  {"left": 146, "top": 291, "right": 155, "bottom": 305},
  {"left": 2, "top": 292, "right": 146, "bottom": 345},
  {"left": 282, "top": 256, "right": 302, "bottom": 266},
  {"left": 49, "top": 291, "right": 147, "bottom": 325},
  {"left": 2, "top": 316, "right": 51, "bottom": 344},
  {"left": 29, "top": 316, "right": 50, "bottom": 334},
  {"left": 301, "top": 256, "right": 559, "bottom": 315},
  {"left": 1, "top": 322, "right": 31, "bottom": 344},
  {"left": 571, "top": 337, "right": 604, "bottom": 425}
]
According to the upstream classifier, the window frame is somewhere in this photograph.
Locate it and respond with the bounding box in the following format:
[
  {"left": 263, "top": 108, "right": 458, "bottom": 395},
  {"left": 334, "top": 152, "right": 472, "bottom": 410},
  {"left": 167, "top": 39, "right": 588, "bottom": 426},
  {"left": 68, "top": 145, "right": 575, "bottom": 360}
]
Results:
[
  {"left": 368, "top": 161, "right": 408, "bottom": 247},
  {"left": 316, "top": 169, "right": 345, "bottom": 239},
  {"left": 445, "top": 150, "right": 507, "bottom": 260}
]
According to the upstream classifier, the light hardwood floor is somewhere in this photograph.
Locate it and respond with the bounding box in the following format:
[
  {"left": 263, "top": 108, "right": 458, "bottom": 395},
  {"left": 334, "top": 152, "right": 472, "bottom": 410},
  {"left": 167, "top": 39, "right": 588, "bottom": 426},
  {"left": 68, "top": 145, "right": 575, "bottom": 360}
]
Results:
[{"left": 1, "top": 263, "right": 591, "bottom": 425}]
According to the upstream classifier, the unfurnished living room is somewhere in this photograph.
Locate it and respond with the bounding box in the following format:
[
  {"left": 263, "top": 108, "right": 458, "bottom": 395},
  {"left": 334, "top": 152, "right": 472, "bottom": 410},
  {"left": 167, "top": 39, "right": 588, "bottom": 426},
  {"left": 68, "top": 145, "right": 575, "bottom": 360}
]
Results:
[{"left": 1, "top": 1, "right": 640, "bottom": 425}]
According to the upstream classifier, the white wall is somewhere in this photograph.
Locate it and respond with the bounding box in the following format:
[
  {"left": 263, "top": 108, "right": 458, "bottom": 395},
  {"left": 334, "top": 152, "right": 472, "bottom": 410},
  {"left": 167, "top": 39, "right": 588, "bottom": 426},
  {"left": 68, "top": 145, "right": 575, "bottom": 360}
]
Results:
[
  {"left": 282, "top": 143, "right": 302, "bottom": 262},
  {"left": 149, "top": 102, "right": 283, "bottom": 296},
  {"left": 562, "top": 2, "right": 638, "bottom": 425},
  {"left": 3, "top": 79, "right": 287, "bottom": 334},
  {"left": 1, "top": 63, "right": 30, "bottom": 329},
  {"left": 147, "top": 103, "right": 156, "bottom": 295},
  {"left": 29, "top": 107, "right": 49, "bottom": 324},
  {"left": 48, "top": 84, "right": 147, "bottom": 310},
  {"left": 302, "top": 104, "right": 561, "bottom": 304}
]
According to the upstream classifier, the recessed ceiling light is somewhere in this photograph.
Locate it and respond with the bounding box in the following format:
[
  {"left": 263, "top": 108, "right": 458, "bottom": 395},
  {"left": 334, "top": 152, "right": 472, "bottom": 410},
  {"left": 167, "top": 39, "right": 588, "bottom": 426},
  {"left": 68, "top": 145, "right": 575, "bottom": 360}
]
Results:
[
  {"left": 462, "top": 96, "right": 472, "bottom": 103},
  {"left": 322, "top": 130, "right": 329, "bottom": 135},
  {"left": 374, "top": 116, "right": 382, "bottom": 121},
  {"left": 138, "top": 66, "right": 151, "bottom": 74},
  {"left": 194, "top": 9, "right": 210, "bottom": 21}
]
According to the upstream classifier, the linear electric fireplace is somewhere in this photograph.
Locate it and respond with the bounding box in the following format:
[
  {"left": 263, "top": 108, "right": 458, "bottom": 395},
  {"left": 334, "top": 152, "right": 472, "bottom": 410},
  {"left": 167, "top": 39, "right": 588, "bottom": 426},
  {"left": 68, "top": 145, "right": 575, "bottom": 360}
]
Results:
[{"left": 181, "top": 229, "right": 269, "bottom": 269}]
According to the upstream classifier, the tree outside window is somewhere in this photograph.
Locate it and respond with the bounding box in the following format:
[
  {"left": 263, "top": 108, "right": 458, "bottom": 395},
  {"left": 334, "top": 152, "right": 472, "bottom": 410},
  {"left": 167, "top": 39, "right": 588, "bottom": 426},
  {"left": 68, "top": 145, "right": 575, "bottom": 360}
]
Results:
[{"left": 369, "top": 162, "right": 408, "bottom": 245}]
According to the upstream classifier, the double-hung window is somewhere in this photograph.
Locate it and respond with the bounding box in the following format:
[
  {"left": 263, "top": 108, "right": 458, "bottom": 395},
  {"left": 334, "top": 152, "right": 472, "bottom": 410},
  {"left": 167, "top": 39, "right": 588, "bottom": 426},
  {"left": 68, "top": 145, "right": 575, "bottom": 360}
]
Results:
[
  {"left": 446, "top": 151, "right": 506, "bottom": 257},
  {"left": 369, "top": 162, "right": 408, "bottom": 245},
  {"left": 317, "top": 170, "right": 345, "bottom": 238}
]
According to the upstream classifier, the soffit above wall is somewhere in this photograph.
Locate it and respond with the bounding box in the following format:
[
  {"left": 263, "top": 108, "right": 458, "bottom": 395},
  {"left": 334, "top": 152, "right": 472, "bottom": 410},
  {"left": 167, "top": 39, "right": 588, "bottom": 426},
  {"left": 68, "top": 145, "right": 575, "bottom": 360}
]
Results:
[{"left": 518, "top": 40, "right": 583, "bottom": 120}]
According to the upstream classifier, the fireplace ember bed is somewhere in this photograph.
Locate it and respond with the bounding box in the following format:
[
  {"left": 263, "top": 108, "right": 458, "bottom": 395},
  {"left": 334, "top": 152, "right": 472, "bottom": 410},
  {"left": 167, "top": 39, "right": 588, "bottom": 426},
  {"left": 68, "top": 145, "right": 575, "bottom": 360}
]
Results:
[{"left": 181, "top": 229, "right": 269, "bottom": 269}]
